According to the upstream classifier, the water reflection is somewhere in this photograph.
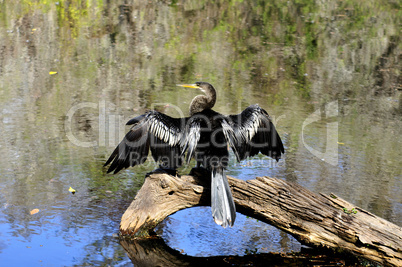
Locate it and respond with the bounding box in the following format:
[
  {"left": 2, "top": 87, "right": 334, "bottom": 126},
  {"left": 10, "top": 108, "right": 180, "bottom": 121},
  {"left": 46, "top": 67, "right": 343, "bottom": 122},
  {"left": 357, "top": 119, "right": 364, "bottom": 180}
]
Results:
[
  {"left": 120, "top": 236, "right": 359, "bottom": 266},
  {"left": 156, "top": 208, "right": 301, "bottom": 256},
  {"left": 0, "top": 0, "right": 400, "bottom": 265}
]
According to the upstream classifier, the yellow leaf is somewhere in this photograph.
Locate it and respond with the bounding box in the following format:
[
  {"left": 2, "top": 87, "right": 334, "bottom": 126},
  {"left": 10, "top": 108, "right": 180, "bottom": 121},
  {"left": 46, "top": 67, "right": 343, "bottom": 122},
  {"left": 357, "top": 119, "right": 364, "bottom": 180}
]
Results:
[
  {"left": 68, "top": 187, "right": 76, "bottom": 194},
  {"left": 49, "top": 71, "right": 58, "bottom": 75},
  {"left": 337, "top": 142, "right": 345, "bottom": 145},
  {"left": 30, "top": 209, "right": 40, "bottom": 215}
]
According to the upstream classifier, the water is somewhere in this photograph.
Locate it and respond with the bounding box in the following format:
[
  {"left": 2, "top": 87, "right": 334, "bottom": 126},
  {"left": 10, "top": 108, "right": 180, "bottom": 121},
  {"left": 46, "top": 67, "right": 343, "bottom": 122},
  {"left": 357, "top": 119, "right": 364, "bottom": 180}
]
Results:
[{"left": 0, "top": 0, "right": 400, "bottom": 266}]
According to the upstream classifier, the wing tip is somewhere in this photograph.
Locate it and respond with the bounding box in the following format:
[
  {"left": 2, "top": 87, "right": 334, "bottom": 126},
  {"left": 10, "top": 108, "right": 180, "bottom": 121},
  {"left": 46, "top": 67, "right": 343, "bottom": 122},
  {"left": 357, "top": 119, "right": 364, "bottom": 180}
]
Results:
[{"left": 126, "top": 114, "right": 146, "bottom": 125}]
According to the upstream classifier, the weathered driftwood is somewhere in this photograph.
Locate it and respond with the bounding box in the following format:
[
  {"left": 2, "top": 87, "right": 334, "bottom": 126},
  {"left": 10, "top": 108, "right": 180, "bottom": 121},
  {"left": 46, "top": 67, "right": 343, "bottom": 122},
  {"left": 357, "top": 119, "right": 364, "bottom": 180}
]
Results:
[{"left": 120, "top": 172, "right": 402, "bottom": 267}]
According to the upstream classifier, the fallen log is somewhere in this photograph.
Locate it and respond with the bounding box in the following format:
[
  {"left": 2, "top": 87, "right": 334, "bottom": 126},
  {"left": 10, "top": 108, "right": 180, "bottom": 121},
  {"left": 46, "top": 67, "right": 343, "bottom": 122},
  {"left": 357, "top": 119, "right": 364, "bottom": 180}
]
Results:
[{"left": 120, "top": 172, "right": 402, "bottom": 267}]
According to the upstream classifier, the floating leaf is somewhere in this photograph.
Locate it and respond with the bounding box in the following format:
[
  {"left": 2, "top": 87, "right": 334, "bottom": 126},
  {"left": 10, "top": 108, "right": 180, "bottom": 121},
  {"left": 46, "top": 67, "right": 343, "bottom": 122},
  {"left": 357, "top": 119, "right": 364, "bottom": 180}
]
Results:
[
  {"left": 68, "top": 187, "right": 76, "bottom": 194},
  {"left": 30, "top": 209, "right": 40, "bottom": 215},
  {"left": 49, "top": 71, "right": 58, "bottom": 75},
  {"left": 337, "top": 142, "right": 345, "bottom": 145}
]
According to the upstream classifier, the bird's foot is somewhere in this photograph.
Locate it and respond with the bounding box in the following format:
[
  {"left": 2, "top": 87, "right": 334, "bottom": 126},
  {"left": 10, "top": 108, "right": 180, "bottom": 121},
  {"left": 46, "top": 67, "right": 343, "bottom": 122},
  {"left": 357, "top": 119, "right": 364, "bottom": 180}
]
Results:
[
  {"left": 146, "top": 168, "right": 179, "bottom": 177},
  {"left": 189, "top": 167, "right": 210, "bottom": 178}
]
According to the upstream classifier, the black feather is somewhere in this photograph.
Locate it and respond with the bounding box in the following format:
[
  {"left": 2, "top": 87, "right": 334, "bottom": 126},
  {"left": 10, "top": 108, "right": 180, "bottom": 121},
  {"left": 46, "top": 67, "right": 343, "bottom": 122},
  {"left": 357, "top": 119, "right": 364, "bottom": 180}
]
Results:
[
  {"left": 126, "top": 114, "right": 146, "bottom": 125},
  {"left": 105, "top": 111, "right": 188, "bottom": 174},
  {"left": 226, "top": 104, "right": 284, "bottom": 162}
]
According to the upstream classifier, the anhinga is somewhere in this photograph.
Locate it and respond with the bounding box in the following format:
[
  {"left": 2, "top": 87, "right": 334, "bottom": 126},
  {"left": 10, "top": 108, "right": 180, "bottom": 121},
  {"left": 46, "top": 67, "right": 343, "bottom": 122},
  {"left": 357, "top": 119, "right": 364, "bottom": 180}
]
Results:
[{"left": 104, "top": 82, "right": 284, "bottom": 228}]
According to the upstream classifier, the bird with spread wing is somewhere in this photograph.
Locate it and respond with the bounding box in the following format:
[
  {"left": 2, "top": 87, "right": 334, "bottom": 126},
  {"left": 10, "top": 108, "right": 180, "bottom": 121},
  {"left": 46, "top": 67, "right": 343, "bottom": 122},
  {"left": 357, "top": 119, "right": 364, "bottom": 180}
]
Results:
[{"left": 104, "top": 82, "right": 284, "bottom": 228}]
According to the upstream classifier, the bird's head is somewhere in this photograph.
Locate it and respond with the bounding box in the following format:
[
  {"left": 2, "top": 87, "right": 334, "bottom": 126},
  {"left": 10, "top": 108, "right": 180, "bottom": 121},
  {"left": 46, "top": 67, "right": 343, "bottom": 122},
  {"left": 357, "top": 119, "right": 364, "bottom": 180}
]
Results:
[
  {"left": 177, "top": 82, "right": 217, "bottom": 115},
  {"left": 177, "top": 81, "right": 214, "bottom": 94}
]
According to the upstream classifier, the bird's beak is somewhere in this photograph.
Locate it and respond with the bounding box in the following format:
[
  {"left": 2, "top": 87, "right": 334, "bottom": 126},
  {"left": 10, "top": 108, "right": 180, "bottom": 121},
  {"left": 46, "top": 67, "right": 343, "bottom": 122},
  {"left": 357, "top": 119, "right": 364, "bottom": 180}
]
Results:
[{"left": 177, "top": 84, "right": 200, "bottom": 89}]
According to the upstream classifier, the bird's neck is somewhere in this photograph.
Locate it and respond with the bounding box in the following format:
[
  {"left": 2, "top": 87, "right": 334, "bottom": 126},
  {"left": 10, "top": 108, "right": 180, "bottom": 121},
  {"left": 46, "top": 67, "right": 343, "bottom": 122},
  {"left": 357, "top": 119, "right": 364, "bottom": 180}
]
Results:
[
  {"left": 204, "top": 86, "right": 216, "bottom": 108},
  {"left": 189, "top": 87, "right": 217, "bottom": 116}
]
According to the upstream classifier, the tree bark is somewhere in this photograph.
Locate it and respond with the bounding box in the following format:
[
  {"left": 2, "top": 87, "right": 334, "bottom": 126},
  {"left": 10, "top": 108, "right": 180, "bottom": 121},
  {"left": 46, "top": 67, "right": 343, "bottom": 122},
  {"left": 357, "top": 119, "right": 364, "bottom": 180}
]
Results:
[{"left": 120, "top": 172, "right": 402, "bottom": 267}]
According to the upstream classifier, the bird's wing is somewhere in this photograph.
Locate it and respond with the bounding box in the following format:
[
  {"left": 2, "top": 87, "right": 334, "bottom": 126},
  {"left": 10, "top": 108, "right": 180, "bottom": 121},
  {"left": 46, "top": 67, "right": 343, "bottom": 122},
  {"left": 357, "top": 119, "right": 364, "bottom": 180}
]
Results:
[
  {"left": 104, "top": 110, "right": 188, "bottom": 174},
  {"left": 224, "top": 104, "right": 284, "bottom": 162},
  {"left": 104, "top": 117, "right": 150, "bottom": 174},
  {"left": 180, "top": 116, "right": 201, "bottom": 164}
]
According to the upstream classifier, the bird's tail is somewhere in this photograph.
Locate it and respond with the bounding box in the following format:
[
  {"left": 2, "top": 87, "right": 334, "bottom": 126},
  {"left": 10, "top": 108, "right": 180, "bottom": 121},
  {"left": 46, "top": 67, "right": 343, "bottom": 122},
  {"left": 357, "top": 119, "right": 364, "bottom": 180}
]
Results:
[{"left": 211, "top": 167, "right": 236, "bottom": 227}]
